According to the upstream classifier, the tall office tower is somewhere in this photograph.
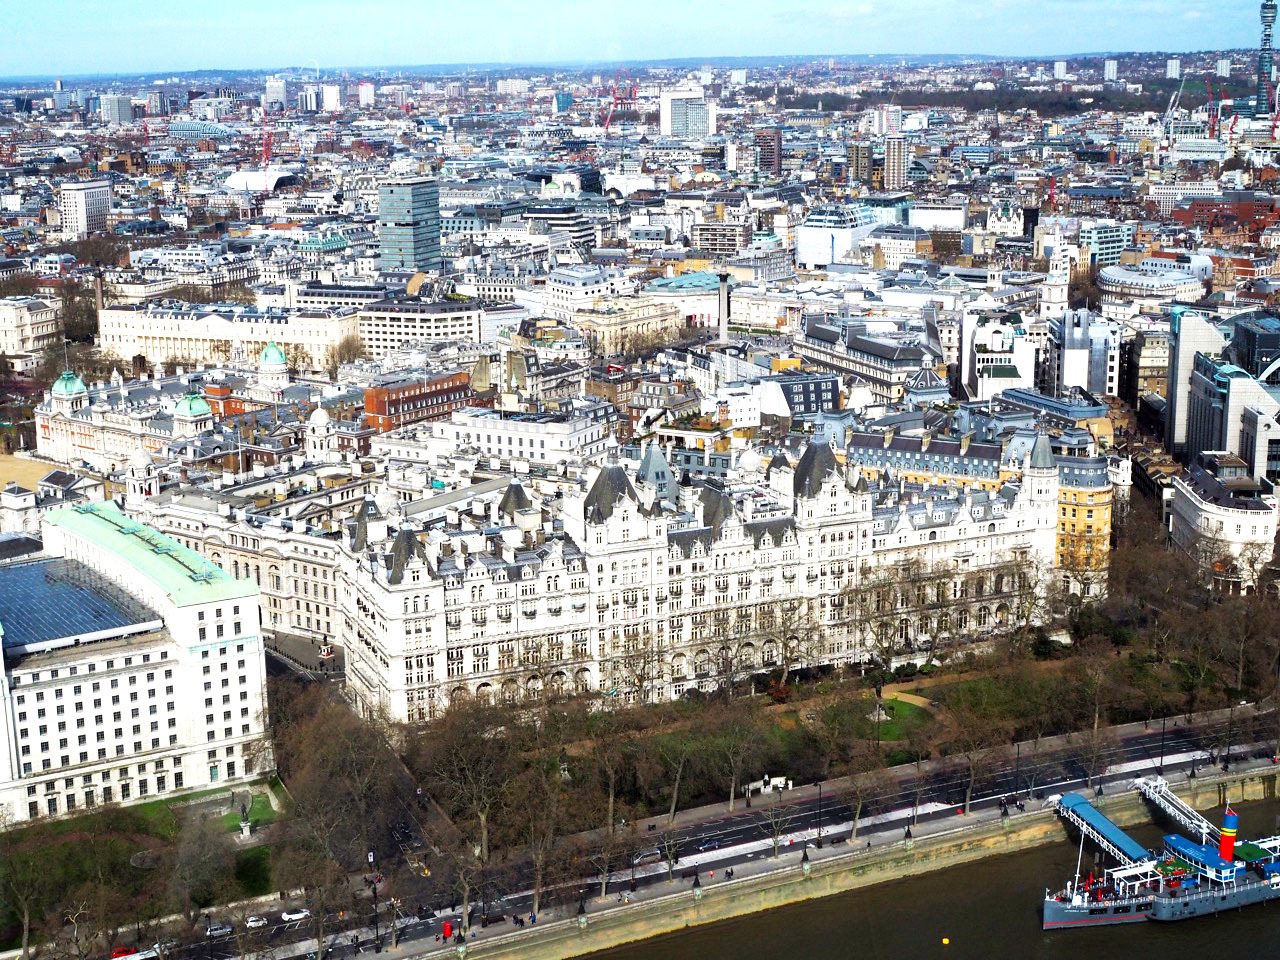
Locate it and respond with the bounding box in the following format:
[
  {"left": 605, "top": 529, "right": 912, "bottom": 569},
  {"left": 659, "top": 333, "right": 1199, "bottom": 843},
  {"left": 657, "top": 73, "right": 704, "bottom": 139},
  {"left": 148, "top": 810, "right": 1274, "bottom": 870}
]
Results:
[
  {"left": 659, "top": 88, "right": 717, "bottom": 137},
  {"left": 263, "top": 77, "right": 288, "bottom": 111},
  {"left": 846, "top": 141, "right": 873, "bottom": 182},
  {"left": 1260, "top": 1, "right": 1277, "bottom": 117},
  {"left": 59, "top": 180, "right": 110, "bottom": 239},
  {"left": 99, "top": 94, "right": 133, "bottom": 124},
  {"left": 755, "top": 127, "right": 783, "bottom": 177},
  {"left": 358, "top": 81, "right": 375, "bottom": 107},
  {"left": 554, "top": 92, "right": 574, "bottom": 113},
  {"left": 1053, "top": 61, "right": 1068, "bottom": 80},
  {"left": 1217, "top": 58, "right": 1233, "bottom": 79},
  {"left": 298, "top": 85, "right": 321, "bottom": 112},
  {"left": 1166, "top": 58, "right": 1181, "bottom": 80},
  {"left": 378, "top": 177, "right": 441, "bottom": 273},
  {"left": 54, "top": 78, "right": 63, "bottom": 92},
  {"left": 0, "top": 502, "right": 270, "bottom": 824},
  {"left": 883, "top": 135, "right": 908, "bottom": 191},
  {"left": 1104, "top": 59, "right": 1118, "bottom": 81},
  {"left": 729, "top": 68, "right": 748, "bottom": 85},
  {"left": 321, "top": 83, "right": 343, "bottom": 112}
]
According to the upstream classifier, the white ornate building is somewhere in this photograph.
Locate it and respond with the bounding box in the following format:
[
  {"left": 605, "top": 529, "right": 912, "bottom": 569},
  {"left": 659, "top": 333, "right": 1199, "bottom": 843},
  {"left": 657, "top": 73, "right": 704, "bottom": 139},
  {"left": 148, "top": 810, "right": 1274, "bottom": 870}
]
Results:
[{"left": 337, "top": 435, "right": 1061, "bottom": 722}]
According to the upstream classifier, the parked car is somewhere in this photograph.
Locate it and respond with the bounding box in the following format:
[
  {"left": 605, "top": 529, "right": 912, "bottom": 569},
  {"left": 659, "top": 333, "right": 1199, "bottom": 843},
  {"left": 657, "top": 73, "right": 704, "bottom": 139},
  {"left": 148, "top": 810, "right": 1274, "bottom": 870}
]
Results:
[
  {"left": 205, "top": 923, "right": 233, "bottom": 939},
  {"left": 695, "top": 838, "right": 721, "bottom": 853},
  {"left": 245, "top": 916, "right": 268, "bottom": 930},
  {"left": 633, "top": 848, "right": 663, "bottom": 866},
  {"left": 112, "top": 949, "right": 138, "bottom": 958},
  {"left": 281, "top": 908, "right": 311, "bottom": 923},
  {"left": 151, "top": 940, "right": 180, "bottom": 954}
]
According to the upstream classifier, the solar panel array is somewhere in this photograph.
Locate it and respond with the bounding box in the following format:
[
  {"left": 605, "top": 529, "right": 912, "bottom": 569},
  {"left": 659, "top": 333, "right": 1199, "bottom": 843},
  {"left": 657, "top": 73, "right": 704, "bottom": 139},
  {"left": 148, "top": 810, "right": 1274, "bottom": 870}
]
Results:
[{"left": 0, "top": 559, "right": 158, "bottom": 651}]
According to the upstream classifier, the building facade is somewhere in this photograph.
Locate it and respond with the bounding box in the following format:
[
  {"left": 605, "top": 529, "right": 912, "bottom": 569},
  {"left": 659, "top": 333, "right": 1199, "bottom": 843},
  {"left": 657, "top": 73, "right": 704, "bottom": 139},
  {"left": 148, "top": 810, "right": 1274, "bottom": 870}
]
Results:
[
  {"left": 59, "top": 181, "right": 110, "bottom": 239},
  {"left": 335, "top": 437, "right": 1061, "bottom": 722},
  {"left": 0, "top": 502, "right": 269, "bottom": 823},
  {"left": 378, "top": 177, "right": 441, "bottom": 273}
]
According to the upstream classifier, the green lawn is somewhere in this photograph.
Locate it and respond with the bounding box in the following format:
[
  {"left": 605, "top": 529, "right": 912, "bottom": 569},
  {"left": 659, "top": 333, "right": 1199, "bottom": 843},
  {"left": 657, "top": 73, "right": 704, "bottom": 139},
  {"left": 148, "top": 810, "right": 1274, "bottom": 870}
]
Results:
[
  {"left": 221, "top": 792, "right": 277, "bottom": 832},
  {"left": 235, "top": 846, "right": 273, "bottom": 897},
  {"left": 822, "top": 696, "right": 933, "bottom": 743}
]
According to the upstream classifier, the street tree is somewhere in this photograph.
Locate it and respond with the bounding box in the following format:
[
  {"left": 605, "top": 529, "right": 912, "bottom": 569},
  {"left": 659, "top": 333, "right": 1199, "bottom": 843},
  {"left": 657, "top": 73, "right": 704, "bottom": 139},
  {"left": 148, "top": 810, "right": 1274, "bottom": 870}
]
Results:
[
  {"left": 167, "top": 813, "right": 237, "bottom": 922},
  {"left": 0, "top": 814, "right": 54, "bottom": 960},
  {"left": 711, "top": 702, "right": 766, "bottom": 812},
  {"left": 844, "top": 739, "right": 890, "bottom": 839}
]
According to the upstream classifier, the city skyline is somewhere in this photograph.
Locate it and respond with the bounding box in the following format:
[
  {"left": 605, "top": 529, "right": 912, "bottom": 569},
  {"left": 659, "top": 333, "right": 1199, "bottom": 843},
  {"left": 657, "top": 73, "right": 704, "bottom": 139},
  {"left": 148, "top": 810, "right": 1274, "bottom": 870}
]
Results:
[{"left": 0, "top": 0, "right": 1260, "bottom": 78}]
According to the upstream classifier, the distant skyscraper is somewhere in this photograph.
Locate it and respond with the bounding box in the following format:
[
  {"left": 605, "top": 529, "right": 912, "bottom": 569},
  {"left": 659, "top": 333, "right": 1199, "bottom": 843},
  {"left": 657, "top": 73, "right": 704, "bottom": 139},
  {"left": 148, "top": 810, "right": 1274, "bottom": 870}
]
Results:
[
  {"left": 659, "top": 88, "right": 717, "bottom": 138},
  {"left": 554, "top": 92, "right": 573, "bottom": 114},
  {"left": 59, "top": 180, "right": 110, "bottom": 239},
  {"left": 846, "top": 141, "right": 872, "bottom": 183},
  {"left": 755, "top": 127, "right": 783, "bottom": 178},
  {"left": 1053, "top": 61, "right": 1067, "bottom": 80},
  {"left": 358, "top": 81, "right": 375, "bottom": 107},
  {"left": 729, "top": 68, "right": 748, "bottom": 85},
  {"left": 378, "top": 177, "right": 441, "bottom": 273},
  {"left": 1260, "top": 0, "right": 1277, "bottom": 117},
  {"left": 884, "top": 135, "right": 908, "bottom": 191},
  {"left": 54, "top": 78, "right": 63, "bottom": 92},
  {"left": 321, "top": 83, "right": 343, "bottom": 112},
  {"left": 1166, "top": 58, "right": 1181, "bottom": 80},
  {"left": 1104, "top": 59, "right": 1118, "bottom": 82},
  {"left": 1217, "top": 58, "right": 1233, "bottom": 79},
  {"left": 99, "top": 94, "right": 132, "bottom": 125},
  {"left": 264, "top": 77, "right": 288, "bottom": 112}
]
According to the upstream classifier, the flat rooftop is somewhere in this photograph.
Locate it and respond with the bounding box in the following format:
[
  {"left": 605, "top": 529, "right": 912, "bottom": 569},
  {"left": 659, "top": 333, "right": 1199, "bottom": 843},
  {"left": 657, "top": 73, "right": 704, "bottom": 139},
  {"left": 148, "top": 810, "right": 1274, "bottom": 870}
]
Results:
[
  {"left": 0, "top": 558, "right": 161, "bottom": 656},
  {"left": 45, "top": 502, "right": 257, "bottom": 607}
]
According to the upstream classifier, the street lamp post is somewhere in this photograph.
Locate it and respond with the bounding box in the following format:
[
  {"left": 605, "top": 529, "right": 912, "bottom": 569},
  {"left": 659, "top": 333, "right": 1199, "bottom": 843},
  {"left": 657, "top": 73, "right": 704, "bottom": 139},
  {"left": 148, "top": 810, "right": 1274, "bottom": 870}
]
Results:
[
  {"left": 817, "top": 782, "right": 824, "bottom": 848},
  {"left": 1158, "top": 715, "right": 1167, "bottom": 775},
  {"left": 1014, "top": 741, "right": 1021, "bottom": 797},
  {"left": 367, "top": 850, "right": 379, "bottom": 947}
]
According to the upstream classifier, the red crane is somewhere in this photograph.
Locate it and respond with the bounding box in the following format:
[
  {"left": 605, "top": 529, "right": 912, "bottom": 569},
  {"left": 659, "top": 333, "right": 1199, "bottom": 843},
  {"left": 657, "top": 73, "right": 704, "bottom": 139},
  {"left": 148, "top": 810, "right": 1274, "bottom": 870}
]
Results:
[
  {"left": 1204, "top": 75, "right": 1218, "bottom": 139},
  {"left": 601, "top": 68, "right": 636, "bottom": 132}
]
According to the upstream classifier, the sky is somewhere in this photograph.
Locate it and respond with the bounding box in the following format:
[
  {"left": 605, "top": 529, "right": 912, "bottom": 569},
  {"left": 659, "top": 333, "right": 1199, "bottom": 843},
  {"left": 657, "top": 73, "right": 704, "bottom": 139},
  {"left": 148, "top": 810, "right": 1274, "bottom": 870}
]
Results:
[{"left": 0, "top": 0, "right": 1265, "bottom": 77}]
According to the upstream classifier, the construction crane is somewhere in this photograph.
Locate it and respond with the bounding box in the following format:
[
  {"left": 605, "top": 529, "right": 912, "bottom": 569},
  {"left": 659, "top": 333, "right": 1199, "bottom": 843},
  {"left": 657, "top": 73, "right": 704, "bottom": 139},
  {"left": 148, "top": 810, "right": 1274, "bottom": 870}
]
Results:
[
  {"left": 601, "top": 68, "right": 636, "bottom": 133},
  {"left": 1204, "top": 75, "right": 1218, "bottom": 139}
]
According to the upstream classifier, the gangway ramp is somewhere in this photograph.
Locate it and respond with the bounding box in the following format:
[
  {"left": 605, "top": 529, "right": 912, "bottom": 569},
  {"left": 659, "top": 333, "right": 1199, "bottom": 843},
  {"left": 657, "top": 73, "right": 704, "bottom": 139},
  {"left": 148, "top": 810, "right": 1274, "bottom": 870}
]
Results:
[
  {"left": 1134, "top": 775, "right": 1218, "bottom": 845},
  {"left": 1055, "top": 793, "right": 1152, "bottom": 866}
]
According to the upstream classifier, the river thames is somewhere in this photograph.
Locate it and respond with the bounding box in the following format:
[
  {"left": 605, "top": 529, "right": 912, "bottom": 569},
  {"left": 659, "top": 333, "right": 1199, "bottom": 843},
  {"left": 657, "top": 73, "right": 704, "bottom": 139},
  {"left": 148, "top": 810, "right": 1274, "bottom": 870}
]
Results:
[{"left": 591, "top": 800, "right": 1280, "bottom": 960}]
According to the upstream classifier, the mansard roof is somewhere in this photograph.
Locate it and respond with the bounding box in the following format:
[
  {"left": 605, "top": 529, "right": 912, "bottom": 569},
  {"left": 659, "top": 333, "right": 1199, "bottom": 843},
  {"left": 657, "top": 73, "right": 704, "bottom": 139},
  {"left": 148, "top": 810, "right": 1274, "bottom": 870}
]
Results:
[
  {"left": 793, "top": 440, "right": 840, "bottom": 498},
  {"left": 583, "top": 464, "right": 636, "bottom": 523},
  {"left": 497, "top": 480, "right": 532, "bottom": 518}
]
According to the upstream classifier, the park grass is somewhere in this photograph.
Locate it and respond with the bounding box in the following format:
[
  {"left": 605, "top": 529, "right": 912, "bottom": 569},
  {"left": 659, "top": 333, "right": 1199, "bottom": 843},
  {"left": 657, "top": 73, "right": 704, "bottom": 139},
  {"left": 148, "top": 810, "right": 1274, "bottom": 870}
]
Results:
[
  {"left": 221, "top": 792, "right": 277, "bottom": 832},
  {"left": 822, "top": 696, "right": 934, "bottom": 744},
  {"left": 235, "top": 846, "right": 273, "bottom": 897}
]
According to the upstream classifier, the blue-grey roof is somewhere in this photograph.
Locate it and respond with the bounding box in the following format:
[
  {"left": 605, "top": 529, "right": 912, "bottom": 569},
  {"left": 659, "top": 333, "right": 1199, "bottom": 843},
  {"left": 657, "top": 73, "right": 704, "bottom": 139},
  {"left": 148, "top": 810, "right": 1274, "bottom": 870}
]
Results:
[{"left": 0, "top": 558, "right": 161, "bottom": 654}]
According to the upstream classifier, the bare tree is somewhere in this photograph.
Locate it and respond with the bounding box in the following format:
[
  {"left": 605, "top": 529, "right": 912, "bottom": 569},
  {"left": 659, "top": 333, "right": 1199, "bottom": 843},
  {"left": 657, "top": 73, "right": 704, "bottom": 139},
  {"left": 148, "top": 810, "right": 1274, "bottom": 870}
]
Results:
[
  {"left": 411, "top": 701, "right": 517, "bottom": 866},
  {"left": 754, "top": 597, "right": 822, "bottom": 687},
  {"left": 0, "top": 814, "right": 52, "bottom": 960},
  {"left": 712, "top": 703, "right": 765, "bottom": 812},
  {"left": 168, "top": 813, "right": 237, "bottom": 922},
  {"left": 759, "top": 788, "right": 792, "bottom": 856},
  {"left": 845, "top": 740, "right": 890, "bottom": 839}
]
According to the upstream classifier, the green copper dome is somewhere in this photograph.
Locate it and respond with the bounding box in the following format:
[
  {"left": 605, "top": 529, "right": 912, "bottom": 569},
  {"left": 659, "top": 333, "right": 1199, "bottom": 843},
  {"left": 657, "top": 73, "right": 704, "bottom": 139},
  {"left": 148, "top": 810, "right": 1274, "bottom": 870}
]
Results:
[
  {"left": 51, "top": 370, "right": 87, "bottom": 396},
  {"left": 174, "top": 392, "right": 212, "bottom": 418},
  {"left": 259, "top": 341, "right": 287, "bottom": 366}
]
